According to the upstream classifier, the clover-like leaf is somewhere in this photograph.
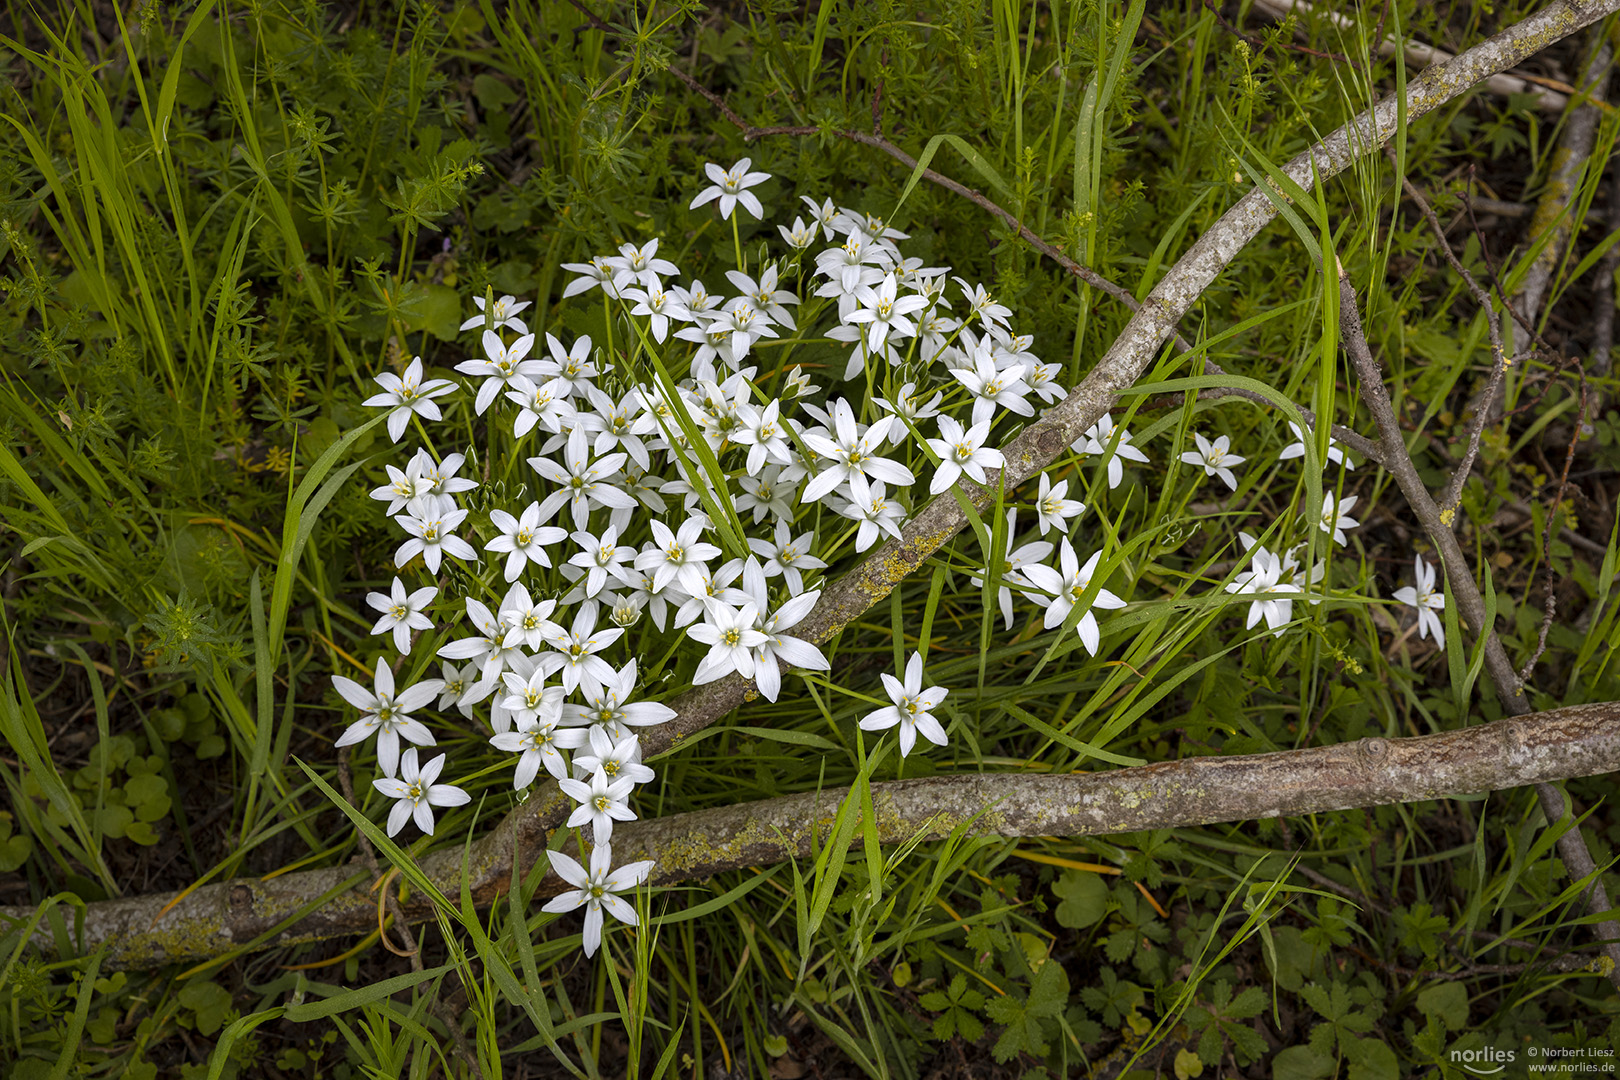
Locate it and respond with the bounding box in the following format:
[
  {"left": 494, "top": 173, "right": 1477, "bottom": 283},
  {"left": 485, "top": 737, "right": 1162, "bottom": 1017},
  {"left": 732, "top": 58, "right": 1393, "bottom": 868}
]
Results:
[{"left": 1053, "top": 868, "right": 1109, "bottom": 929}]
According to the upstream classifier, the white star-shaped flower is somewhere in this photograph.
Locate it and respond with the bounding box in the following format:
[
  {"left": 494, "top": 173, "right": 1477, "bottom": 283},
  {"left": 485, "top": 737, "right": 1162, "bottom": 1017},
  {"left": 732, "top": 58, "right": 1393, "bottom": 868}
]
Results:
[
  {"left": 558, "top": 768, "right": 638, "bottom": 845},
  {"left": 726, "top": 265, "right": 800, "bottom": 330},
  {"left": 1180, "top": 432, "right": 1246, "bottom": 491},
  {"left": 332, "top": 657, "right": 437, "bottom": 777},
  {"left": 688, "top": 158, "right": 771, "bottom": 220},
  {"left": 410, "top": 449, "right": 479, "bottom": 501},
  {"left": 801, "top": 398, "right": 915, "bottom": 502},
  {"left": 737, "top": 559, "right": 829, "bottom": 703},
  {"left": 970, "top": 510, "right": 1054, "bottom": 630},
  {"left": 456, "top": 330, "right": 544, "bottom": 415},
  {"left": 366, "top": 577, "right": 437, "bottom": 654},
  {"left": 634, "top": 518, "right": 722, "bottom": 596},
  {"left": 733, "top": 399, "right": 796, "bottom": 478},
  {"left": 542, "top": 844, "right": 654, "bottom": 957},
  {"left": 529, "top": 428, "right": 636, "bottom": 532},
  {"left": 429, "top": 660, "right": 480, "bottom": 718},
  {"left": 559, "top": 660, "right": 677, "bottom": 740},
  {"left": 858, "top": 652, "right": 949, "bottom": 757},
  {"left": 620, "top": 285, "right": 691, "bottom": 344},
  {"left": 559, "top": 255, "right": 620, "bottom": 299},
  {"left": 393, "top": 503, "right": 477, "bottom": 575},
  {"left": 436, "top": 596, "right": 522, "bottom": 683},
  {"left": 1316, "top": 492, "right": 1361, "bottom": 546},
  {"left": 369, "top": 456, "right": 433, "bottom": 516},
  {"left": 847, "top": 271, "right": 928, "bottom": 353},
  {"left": 604, "top": 238, "right": 678, "bottom": 292},
  {"left": 486, "top": 501, "right": 568, "bottom": 582},
  {"left": 361, "top": 357, "right": 457, "bottom": 443},
  {"left": 746, "top": 520, "right": 826, "bottom": 596},
  {"left": 372, "top": 748, "right": 469, "bottom": 836},
  {"left": 1033, "top": 472, "right": 1085, "bottom": 535},
  {"left": 874, "top": 383, "right": 944, "bottom": 442},
  {"left": 954, "top": 279, "right": 1012, "bottom": 328},
  {"left": 778, "top": 215, "right": 816, "bottom": 250},
  {"left": 1073, "top": 413, "right": 1150, "bottom": 489},
  {"left": 572, "top": 727, "right": 655, "bottom": 787},
  {"left": 927, "top": 415, "right": 1004, "bottom": 494},
  {"left": 459, "top": 293, "right": 531, "bottom": 334},
  {"left": 1019, "top": 541, "right": 1127, "bottom": 657},
  {"left": 1279, "top": 421, "right": 1355, "bottom": 470},
  {"left": 1226, "top": 545, "right": 1301, "bottom": 637},
  {"left": 950, "top": 351, "right": 1033, "bottom": 426},
  {"left": 837, "top": 476, "right": 907, "bottom": 552},
  {"left": 687, "top": 599, "right": 768, "bottom": 684},
  {"left": 538, "top": 607, "right": 625, "bottom": 699},
  {"left": 1393, "top": 553, "right": 1447, "bottom": 647},
  {"left": 490, "top": 712, "right": 586, "bottom": 788},
  {"left": 568, "top": 525, "right": 638, "bottom": 598}
]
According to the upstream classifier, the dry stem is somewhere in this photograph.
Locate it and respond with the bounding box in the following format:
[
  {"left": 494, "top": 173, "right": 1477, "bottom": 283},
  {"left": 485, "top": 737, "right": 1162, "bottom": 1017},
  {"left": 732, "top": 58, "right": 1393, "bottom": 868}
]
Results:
[
  {"left": 1336, "top": 265, "right": 1620, "bottom": 982},
  {"left": 6, "top": 0, "right": 1619, "bottom": 973}
]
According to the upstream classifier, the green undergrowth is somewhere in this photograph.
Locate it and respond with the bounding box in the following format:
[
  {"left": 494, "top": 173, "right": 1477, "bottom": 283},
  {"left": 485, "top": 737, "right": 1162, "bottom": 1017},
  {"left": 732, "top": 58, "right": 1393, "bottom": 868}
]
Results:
[{"left": 2, "top": 0, "right": 1619, "bottom": 1077}]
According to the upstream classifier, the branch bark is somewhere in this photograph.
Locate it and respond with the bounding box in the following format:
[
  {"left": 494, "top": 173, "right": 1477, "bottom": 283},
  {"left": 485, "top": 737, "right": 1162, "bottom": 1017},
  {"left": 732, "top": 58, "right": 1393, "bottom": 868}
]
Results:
[
  {"left": 1510, "top": 29, "right": 1615, "bottom": 339},
  {"left": 1337, "top": 266, "right": 1620, "bottom": 983},
  {"left": 10, "top": 703, "right": 1619, "bottom": 970},
  {"left": 1251, "top": 0, "right": 1575, "bottom": 110}
]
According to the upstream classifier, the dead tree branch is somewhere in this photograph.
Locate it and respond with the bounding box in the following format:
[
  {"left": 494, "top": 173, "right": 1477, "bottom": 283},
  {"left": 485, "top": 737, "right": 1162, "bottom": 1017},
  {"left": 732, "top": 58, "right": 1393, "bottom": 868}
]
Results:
[
  {"left": 6, "top": 0, "right": 1619, "bottom": 974},
  {"left": 1337, "top": 265, "right": 1620, "bottom": 983},
  {"left": 8, "top": 703, "right": 1618, "bottom": 970}
]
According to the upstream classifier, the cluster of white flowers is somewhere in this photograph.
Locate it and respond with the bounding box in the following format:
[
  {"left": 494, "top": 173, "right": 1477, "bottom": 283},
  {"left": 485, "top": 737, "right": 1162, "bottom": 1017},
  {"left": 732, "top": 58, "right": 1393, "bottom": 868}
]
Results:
[{"left": 330, "top": 156, "right": 1438, "bottom": 956}]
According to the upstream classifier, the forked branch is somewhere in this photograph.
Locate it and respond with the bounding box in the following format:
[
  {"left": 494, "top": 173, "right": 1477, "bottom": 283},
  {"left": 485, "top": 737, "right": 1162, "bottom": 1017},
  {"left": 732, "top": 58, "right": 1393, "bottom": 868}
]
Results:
[{"left": 6, "top": 0, "right": 1620, "bottom": 970}]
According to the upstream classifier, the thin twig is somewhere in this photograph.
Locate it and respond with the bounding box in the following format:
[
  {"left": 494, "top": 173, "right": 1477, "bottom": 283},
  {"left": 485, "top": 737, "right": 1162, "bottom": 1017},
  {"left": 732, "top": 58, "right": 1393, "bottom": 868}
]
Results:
[
  {"left": 1518, "top": 374, "right": 1590, "bottom": 683},
  {"left": 1462, "top": 167, "right": 1555, "bottom": 355},
  {"left": 1389, "top": 157, "right": 1513, "bottom": 516},
  {"left": 1250, "top": 0, "right": 1572, "bottom": 111},
  {"left": 1199, "top": 0, "right": 1352, "bottom": 64},
  {"left": 1336, "top": 263, "right": 1620, "bottom": 985},
  {"left": 1402, "top": 154, "right": 1602, "bottom": 684}
]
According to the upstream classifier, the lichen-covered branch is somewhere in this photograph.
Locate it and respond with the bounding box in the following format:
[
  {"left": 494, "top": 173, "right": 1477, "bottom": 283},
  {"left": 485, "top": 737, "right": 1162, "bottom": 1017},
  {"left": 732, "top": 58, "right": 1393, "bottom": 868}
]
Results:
[
  {"left": 1511, "top": 30, "right": 1614, "bottom": 338},
  {"left": 799, "top": 0, "right": 1620, "bottom": 667},
  {"left": 7, "top": 0, "right": 1616, "bottom": 975},
  {"left": 1336, "top": 266, "right": 1620, "bottom": 983},
  {"left": 7, "top": 703, "right": 1618, "bottom": 970}
]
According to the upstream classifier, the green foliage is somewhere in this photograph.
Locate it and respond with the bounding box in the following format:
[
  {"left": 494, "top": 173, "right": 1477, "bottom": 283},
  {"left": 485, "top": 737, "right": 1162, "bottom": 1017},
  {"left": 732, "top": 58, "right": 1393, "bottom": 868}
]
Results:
[
  {"left": 1185, "top": 980, "right": 1268, "bottom": 1065},
  {"left": 917, "top": 973, "right": 985, "bottom": 1042},
  {"left": 1052, "top": 867, "right": 1109, "bottom": 928},
  {"left": 985, "top": 960, "right": 1069, "bottom": 1062},
  {"left": 1, "top": 0, "right": 1618, "bottom": 1078}
]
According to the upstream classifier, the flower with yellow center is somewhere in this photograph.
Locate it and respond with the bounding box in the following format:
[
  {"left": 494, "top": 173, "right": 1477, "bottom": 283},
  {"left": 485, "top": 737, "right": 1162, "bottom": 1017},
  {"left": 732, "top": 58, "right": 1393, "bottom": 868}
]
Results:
[
  {"left": 490, "top": 712, "right": 586, "bottom": 788},
  {"left": 373, "top": 748, "right": 469, "bottom": 836},
  {"left": 366, "top": 576, "right": 437, "bottom": 655},
  {"left": 362, "top": 356, "right": 456, "bottom": 443},
  {"left": 558, "top": 767, "right": 638, "bottom": 844},
  {"left": 541, "top": 844, "right": 655, "bottom": 957},
  {"left": 858, "top": 652, "right": 951, "bottom": 758},
  {"left": 333, "top": 657, "right": 437, "bottom": 777}
]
